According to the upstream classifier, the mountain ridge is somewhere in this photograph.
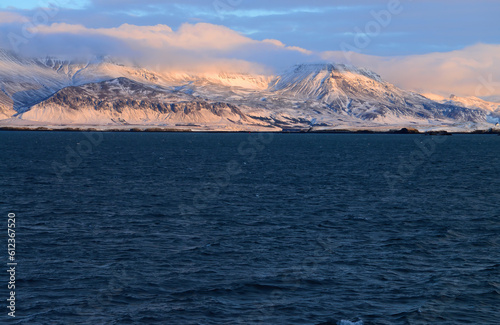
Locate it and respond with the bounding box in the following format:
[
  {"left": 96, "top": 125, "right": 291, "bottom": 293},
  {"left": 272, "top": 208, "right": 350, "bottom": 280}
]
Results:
[
  {"left": 1, "top": 50, "right": 499, "bottom": 131},
  {"left": 17, "top": 77, "right": 272, "bottom": 130}
]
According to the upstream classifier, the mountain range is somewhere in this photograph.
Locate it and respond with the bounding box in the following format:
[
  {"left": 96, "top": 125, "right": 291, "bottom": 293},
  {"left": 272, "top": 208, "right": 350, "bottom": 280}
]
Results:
[{"left": 1, "top": 49, "right": 499, "bottom": 131}]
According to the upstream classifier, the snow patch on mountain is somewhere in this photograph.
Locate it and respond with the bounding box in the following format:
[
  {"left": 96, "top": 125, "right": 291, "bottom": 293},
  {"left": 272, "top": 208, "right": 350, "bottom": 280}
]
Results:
[
  {"left": 196, "top": 72, "right": 272, "bottom": 90},
  {"left": 449, "top": 95, "right": 500, "bottom": 112},
  {"left": 18, "top": 78, "right": 271, "bottom": 128},
  {"left": 0, "top": 89, "right": 15, "bottom": 119},
  {"left": 423, "top": 93, "right": 500, "bottom": 112},
  {"left": 0, "top": 49, "right": 168, "bottom": 113},
  {"left": 1, "top": 50, "right": 496, "bottom": 130},
  {"left": 423, "top": 93, "right": 500, "bottom": 125}
]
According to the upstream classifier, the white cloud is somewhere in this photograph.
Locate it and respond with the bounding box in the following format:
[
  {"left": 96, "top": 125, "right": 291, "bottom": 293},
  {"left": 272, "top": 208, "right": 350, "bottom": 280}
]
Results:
[
  {"left": 262, "top": 39, "right": 312, "bottom": 54},
  {"left": 1, "top": 13, "right": 500, "bottom": 98},
  {"left": 0, "top": 12, "right": 26, "bottom": 24},
  {"left": 322, "top": 43, "right": 500, "bottom": 98},
  {"left": 35, "top": 22, "right": 262, "bottom": 51},
  {"left": 30, "top": 21, "right": 313, "bottom": 73}
]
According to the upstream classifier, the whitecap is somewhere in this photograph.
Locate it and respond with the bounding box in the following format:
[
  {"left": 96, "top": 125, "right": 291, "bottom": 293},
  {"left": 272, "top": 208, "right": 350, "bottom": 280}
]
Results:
[{"left": 338, "top": 321, "right": 363, "bottom": 325}]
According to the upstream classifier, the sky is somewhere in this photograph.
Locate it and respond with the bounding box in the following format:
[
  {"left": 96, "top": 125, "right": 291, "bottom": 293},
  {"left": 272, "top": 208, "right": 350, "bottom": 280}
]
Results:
[{"left": 0, "top": 0, "right": 499, "bottom": 98}]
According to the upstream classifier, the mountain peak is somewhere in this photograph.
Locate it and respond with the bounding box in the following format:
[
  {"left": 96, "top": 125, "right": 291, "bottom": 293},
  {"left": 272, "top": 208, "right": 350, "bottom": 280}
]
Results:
[
  {"left": 271, "top": 62, "right": 387, "bottom": 100},
  {"left": 0, "top": 49, "right": 493, "bottom": 129},
  {"left": 288, "top": 63, "right": 383, "bottom": 82}
]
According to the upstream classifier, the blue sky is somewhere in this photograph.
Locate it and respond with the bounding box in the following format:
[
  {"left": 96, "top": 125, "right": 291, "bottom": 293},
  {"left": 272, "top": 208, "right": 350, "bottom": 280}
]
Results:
[
  {"left": 1, "top": 0, "right": 499, "bottom": 97},
  {"left": 2, "top": 0, "right": 499, "bottom": 55}
]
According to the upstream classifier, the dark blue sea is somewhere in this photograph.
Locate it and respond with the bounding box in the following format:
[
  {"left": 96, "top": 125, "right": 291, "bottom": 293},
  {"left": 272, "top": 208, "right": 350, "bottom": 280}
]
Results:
[{"left": 0, "top": 131, "right": 499, "bottom": 325}]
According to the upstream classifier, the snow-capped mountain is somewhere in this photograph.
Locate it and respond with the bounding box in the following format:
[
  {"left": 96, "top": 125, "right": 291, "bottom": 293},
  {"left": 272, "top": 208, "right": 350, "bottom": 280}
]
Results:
[
  {"left": 0, "top": 50, "right": 496, "bottom": 131},
  {"left": 423, "top": 93, "right": 500, "bottom": 125},
  {"left": 19, "top": 78, "right": 272, "bottom": 130},
  {"left": 423, "top": 93, "right": 500, "bottom": 112},
  {"left": 268, "top": 64, "right": 486, "bottom": 123},
  {"left": 0, "top": 49, "right": 170, "bottom": 112}
]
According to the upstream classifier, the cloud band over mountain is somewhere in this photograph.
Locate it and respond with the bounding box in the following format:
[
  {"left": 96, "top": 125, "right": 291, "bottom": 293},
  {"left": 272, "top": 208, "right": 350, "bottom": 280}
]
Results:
[{"left": 0, "top": 0, "right": 499, "bottom": 98}]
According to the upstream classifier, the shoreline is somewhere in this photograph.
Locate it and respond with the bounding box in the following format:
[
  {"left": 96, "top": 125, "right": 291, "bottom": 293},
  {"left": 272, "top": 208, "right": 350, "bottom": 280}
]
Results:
[{"left": 1, "top": 126, "right": 499, "bottom": 135}]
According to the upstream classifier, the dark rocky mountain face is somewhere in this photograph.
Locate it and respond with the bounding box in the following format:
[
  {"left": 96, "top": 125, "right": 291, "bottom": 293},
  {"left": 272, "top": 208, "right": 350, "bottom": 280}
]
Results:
[
  {"left": 0, "top": 50, "right": 494, "bottom": 129},
  {"left": 40, "top": 78, "right": 246, "bottom": 118},
  {"left": 20, "top": 77, "right": 259, "bottom": 127}
]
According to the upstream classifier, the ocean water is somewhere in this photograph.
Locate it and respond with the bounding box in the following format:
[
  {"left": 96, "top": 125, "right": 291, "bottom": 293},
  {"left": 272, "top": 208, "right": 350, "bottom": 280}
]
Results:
[{"left": 0, "top": 131, "right": 499, "bottom": 325}]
